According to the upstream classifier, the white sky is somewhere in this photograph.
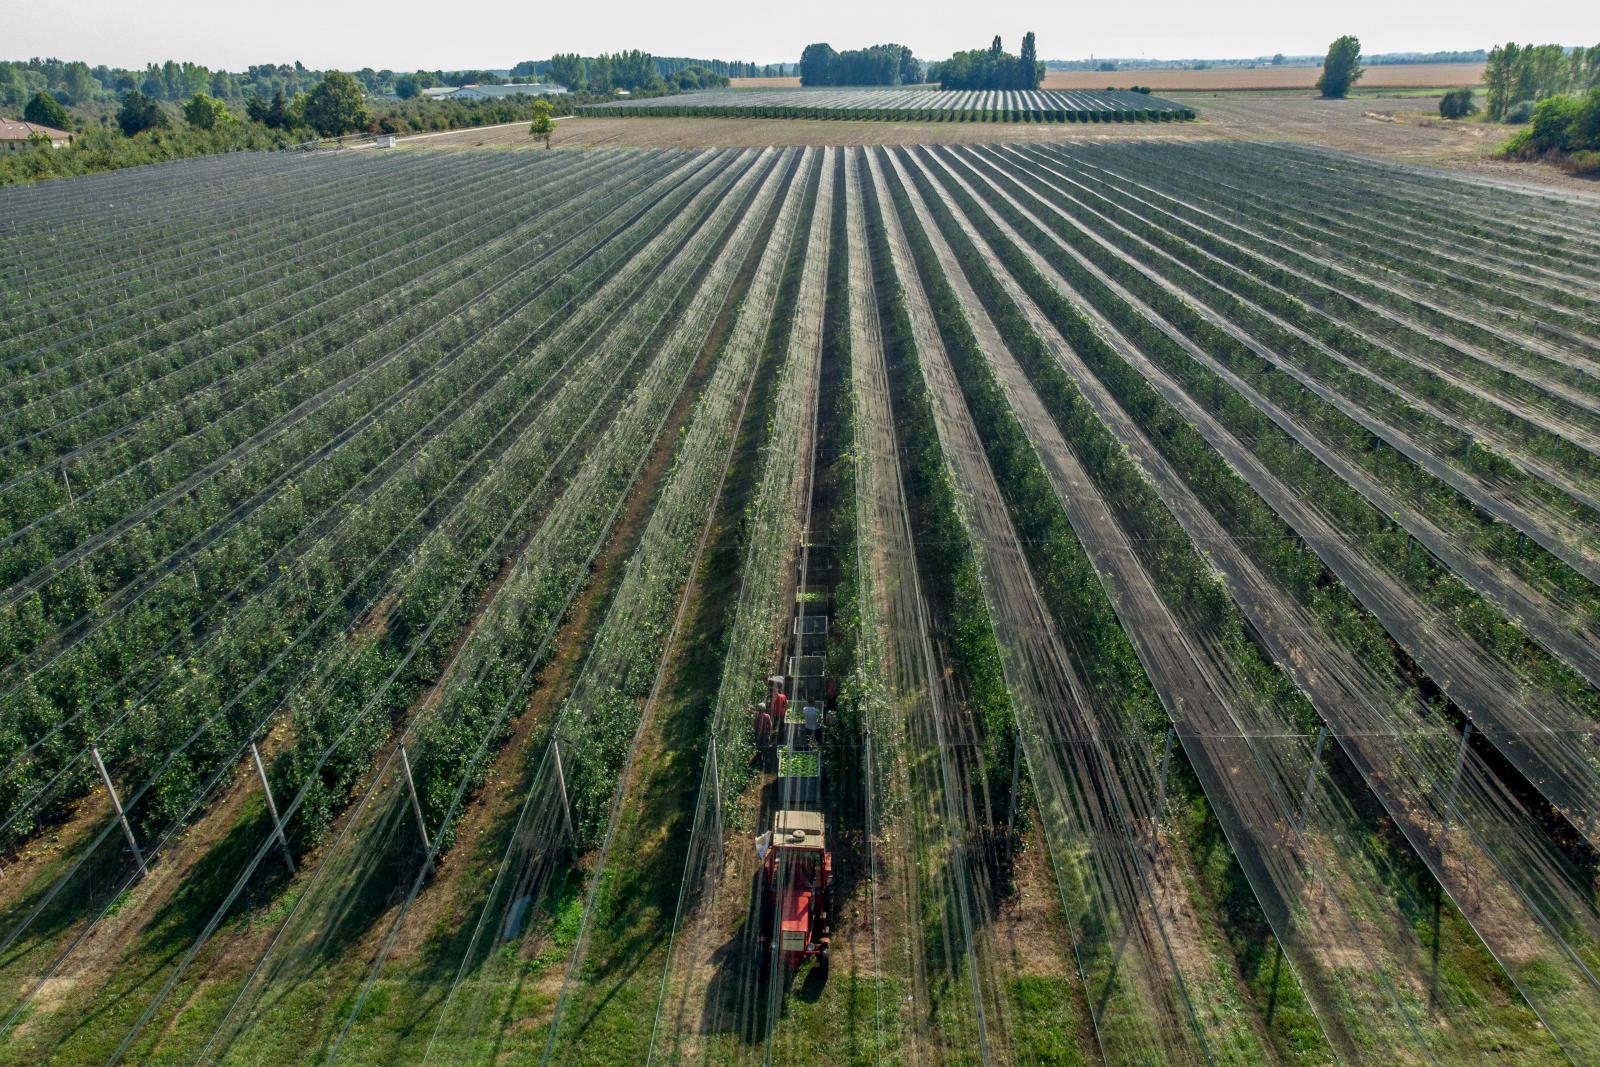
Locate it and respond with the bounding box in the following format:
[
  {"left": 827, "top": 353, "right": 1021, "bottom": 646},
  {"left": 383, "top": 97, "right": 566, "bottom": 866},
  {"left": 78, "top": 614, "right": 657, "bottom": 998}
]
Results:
[{"left": 6, "top": 0, "right": 1595, "bottom": 71}]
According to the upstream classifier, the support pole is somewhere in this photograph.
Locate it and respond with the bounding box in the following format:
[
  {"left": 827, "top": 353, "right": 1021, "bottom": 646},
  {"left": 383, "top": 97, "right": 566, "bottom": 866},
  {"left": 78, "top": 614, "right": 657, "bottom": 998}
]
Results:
[
  {"left": 1292, "top": 726, "right": 1329, "bottom": 842},
  {"left": 92, "top": 746, "right": 146, "bottom": 876},
  {"left": 707, "top": 737, "right": 724, "bottom": 868},
  {"left": 250, "top": 742, "right": 295, "bottom": 875},
  {"left": 1004, "top": 727, "right": 1023, "bottom": 855},
  {"left": 1441, "top": 724, "right": 1474, "bottom": 836},
  {"left": 551, "top": 739, "right": 575, "bottom": 841},
  {"left": 61, "top": 464, "right": 74, "bottom": 508},
  {"left": 397, "top": 743, "right": 435, "bottom": 876},
  {"left": 1150, "top": 727, "right": 1175, "bottom": 859}
]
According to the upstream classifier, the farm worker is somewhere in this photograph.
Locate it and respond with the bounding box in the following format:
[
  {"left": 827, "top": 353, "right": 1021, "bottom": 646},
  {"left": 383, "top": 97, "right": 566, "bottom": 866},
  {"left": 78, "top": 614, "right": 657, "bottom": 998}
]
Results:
[
  {"left": 803, "top": 703, "right": 819, "bottom": 742},
  {"left": 771, "top": 687, "right": 790, "bottom": 725},
  {"left": 754, "top": 703, "right": 774, "bottom": 749}
]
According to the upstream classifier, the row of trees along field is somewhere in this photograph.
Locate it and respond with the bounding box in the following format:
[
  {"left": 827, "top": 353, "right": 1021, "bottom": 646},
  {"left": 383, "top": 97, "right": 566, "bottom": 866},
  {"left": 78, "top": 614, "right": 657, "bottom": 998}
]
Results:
[
  {"left": 3, "top": 52, "right": 752, "bottom": 112},
  {"left": 0, "top": 69, "right": 589, "bottom": 185},
  {"left": 928, "top": 33, "right": 1043, "bottom": 91},
  {"left": 1482, "top": 42, "right": 1600, "bottom": 120},
  {"left": 537, "top": 51, "right": 730, "bottom": 94},
  {"left": 797, "top": 43, "right": 923, "bottom": 86}
]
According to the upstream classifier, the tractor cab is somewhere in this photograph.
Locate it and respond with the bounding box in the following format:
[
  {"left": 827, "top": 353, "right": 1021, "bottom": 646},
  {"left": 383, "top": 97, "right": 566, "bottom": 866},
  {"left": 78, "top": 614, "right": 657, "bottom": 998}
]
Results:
[{"left": 757, "top": 809, "right": 832, "bottom": 971}]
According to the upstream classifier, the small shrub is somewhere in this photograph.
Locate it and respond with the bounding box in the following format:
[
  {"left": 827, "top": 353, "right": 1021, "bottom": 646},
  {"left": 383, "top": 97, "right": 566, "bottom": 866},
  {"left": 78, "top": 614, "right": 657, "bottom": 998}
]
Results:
[
  {"left": 1438, "top": 88, "right": 1476, "bottom": 120},
  {"left": 1504, "top": 99, "right": 1536, "bottom": 124}
]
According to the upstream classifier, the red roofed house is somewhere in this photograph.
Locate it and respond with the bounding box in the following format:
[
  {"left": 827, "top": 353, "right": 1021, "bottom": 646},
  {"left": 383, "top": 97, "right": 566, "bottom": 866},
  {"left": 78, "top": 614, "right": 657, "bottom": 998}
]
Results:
[{"left": 0, "top": 119, "right": 75, "bottom": 152}]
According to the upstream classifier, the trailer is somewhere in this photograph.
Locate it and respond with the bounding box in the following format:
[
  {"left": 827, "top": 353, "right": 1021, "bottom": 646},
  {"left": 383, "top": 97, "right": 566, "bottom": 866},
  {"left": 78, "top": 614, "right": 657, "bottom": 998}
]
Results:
[{"left": 756, "top": 558, "right": 834, "bottom": 972}]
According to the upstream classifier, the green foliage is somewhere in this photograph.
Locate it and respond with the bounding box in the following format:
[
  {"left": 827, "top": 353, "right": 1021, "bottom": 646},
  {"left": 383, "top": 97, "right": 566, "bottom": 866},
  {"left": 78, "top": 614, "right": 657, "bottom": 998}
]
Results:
[
  {"left": 1499, "top": 87, "right": 1600, "bottom": 170},
  {"left": 777, "top": 747, "right": 819, "bottom": 777},
  {"left": 930, "top": 32, "right": 1044, "bottom": 90},
  {"left": 301, "top": 71, "right": 370, "bottom": 137},
  {"left": 182, "top": 92, "right": 234, "bottom": 130},
  {"left": 116, "top": 89, "right": 168, "bottom": 136},
  {"left": 549, "top": 53, "right": 586, "bottom": 90},
  {"left": 798, "top": 42, "right": 921, "bottom": 86},
  {"left": 245, "top": 88, "right": 299, "bottom": 130},
  {"left": 1316, "top": 35, "right": 1364, "bottom": 98},
  {"left": 23, "top": 89, "right": 70, "bottom": 130},
  {"left": 529, "top": 98, "right": 555, "bottom": 147},
  {"left": 1484, "top": 41, "right": 1600, "bottom": 120},
  {"left": 1438, "top": 87, "right": 1477, "bottom": 120},
  {"left": 1504, "top": 99, "right": 1537, "bottom": 123}
]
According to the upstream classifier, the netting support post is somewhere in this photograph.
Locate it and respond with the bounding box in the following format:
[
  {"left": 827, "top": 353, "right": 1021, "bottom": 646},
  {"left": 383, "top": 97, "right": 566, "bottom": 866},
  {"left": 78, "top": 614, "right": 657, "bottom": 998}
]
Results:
[
  {"left": 398, "top": 743, "right": 435, "bottom": 877},
  {"left": 92, "top": 745, "right": 146, "bottom": 876},
  {"left": 1150, "top": 727, "right": 1175, "bottom": 859},
  {"left": 1441, "top": 723, "right": 1474, "bottom": 836},
  {"left": 708, "top": 737, "right": 724, "bottom": 869},
  {"left": 551, "top": 739, "right": 575, "bottom": 841},
  {"left": 250, "top": 742, "right": 294, "bottom": 875},
  {"left": 1292, "top": 726, "right": 1329, "bottom": 843},
  {"left": 61, "top": 464, "right": 74, "bottom": 508},
  {"left": 1005, "top": 727, "right": 1023, "bottom": 857}
]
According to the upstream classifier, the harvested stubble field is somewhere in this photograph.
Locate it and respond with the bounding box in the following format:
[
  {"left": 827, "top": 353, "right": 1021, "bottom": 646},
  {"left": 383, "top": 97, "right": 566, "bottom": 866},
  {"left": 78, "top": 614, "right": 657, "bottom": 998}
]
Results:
[{"left": 2, "top": 137, "right": 1600, "bottom": 1067}]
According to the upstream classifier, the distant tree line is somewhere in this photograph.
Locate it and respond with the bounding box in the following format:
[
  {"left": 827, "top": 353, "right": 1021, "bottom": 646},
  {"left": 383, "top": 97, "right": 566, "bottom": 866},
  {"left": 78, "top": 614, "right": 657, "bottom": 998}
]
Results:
[
  {"left": 0, "top": 63, "right": 595, "bottom": 187},
  {"left": 2, "top": 55, "right": 729, "bottom": 112},
  {"left": 928, "top": 33, "right": 1042, "bottom": 91},
  {"left": 797, "top": 43, "right": 922, "bottom": 87},
  {"left": 528, "top": 52, "right": 740, "bottom": 93},
  {"left": 1, "top": 58, "right": 338, "bottom": 111},
  {"left": 1367, "top": 50, "right": 1489, "bottom": 65},
  {"left": 1482, "top": 42, "right": 1600, "bottom": 121}
]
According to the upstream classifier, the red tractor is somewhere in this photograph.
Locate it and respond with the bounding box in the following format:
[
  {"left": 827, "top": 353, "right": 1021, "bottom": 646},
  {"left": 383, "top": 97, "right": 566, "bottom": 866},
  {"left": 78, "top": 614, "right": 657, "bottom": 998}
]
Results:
[{"left": 757, "top": 809, "right": 832, "bottom": 973}]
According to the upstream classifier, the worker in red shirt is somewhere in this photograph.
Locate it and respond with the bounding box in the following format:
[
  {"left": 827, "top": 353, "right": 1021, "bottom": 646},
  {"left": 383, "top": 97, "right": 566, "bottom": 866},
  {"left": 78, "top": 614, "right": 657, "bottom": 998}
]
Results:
[
  {"left": 754, "top": 702, "right": 774, "bottom": 750},
  {"left": 771, "top": 684, "right": 789, "bottom": 727}
]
